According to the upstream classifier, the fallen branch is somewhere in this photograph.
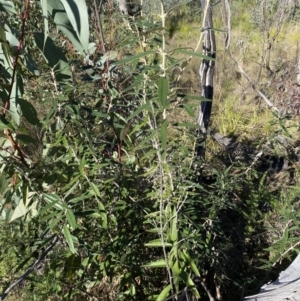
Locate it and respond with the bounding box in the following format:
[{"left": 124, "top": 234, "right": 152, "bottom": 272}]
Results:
[{"left": 0, "top": 236, "right": 58, "bottom": 301}]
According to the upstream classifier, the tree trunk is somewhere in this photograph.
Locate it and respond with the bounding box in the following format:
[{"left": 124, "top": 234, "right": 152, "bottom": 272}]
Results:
[
  {"left": 195, "top": 0, "right": 216, "bottom": 160},
  {"left": 117, "top": 0, "right": 129, "bottom": 14}
]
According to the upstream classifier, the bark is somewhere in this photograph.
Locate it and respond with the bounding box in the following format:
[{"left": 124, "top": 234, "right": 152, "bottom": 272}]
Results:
[{"left": 195, "top": 0, "right": 216, "bottom": 160}]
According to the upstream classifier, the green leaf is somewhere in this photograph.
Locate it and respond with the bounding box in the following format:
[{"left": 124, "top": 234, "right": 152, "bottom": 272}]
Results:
[
  {"left": 43, "top": 193, "right": 66, "bottom": 210},
  {"left": 180, "top": 250, "right": 200, "bottom": 277},
  {"left": 18, "top": 98, "right": 41, "bottom": 126},
  {"left": 0, "top": 116, "right": 14, "bottom": 130},
  {"left": 79, "top": 154, "right": 86, "bottom": 176},
  {"left": 63, "top": 225, "right": 77, "bottom": 254},
  {"left": 66, "top": 209, "right": 77, "bottom": 230},
  {"left": 160, "top": 119, "right": 168, "bottom": 160},
  {"left": 169, "top": 206, "right": 178, "bottom": 242},
  {"left": 60, "top": 0, "right": 89, "bottom": 53},
  {"left": 158, "top": 77, "right": 169, "bottom": 108},
  {"left": 156, "top": 284, "right": 171, "bottom": 301},
  {"left": 69, "top": 193, "right": 92, "bottom": 204},
  {"left": 90, "top": 182, "right": 101, "bottom": 197},
  {"left": 49, "top": 211, "right": 63, "bottom": 229},
  {"left": 146, "top": 228, "right": 161, "bottom": 233},
  {"left": 0, "top": 0, "right": 16, "bottom": 15},
  {"left": 143, "top": 259, "right": 167, "bottom": 268},
  {"left": 47, "top": 0, "right": 85, "bottom": 53},
  {"left": 16, "top": 134, "right": 36, "bottom": 144},
  {"left": 170, "top": 258, "right": 180, "bottom": 276},
  {"left": 145, "top": 239, "right": 172, "bottom": 247},
  {"left": 112, "top": 50, "right": 154, "bottom": 65},
  {"left": 175, "top": 48, "right": 215, "bottom": 60},
  {"left": 181, "top": 271, "right": 200, "bottom": 298},
  {"left": 5, "top": 31, "right": 19, "bottom": 47},
  {"left": 127, "top": 103, "right": 149, "bottom": 121},
  {"left": 34, "top": 33, "right": 71, "bottom": 82},
  {"left": 98, "top": 201, "right": 107, "bottom": 229},
  {"left": 183, "top": 104, "right": 195, "bottom": 118},
  {"left": 63, "top": 175, "right": 80, "bottom": 195},
  {"left": 9, "top": 74, "right": 22, "bottom": 126}
]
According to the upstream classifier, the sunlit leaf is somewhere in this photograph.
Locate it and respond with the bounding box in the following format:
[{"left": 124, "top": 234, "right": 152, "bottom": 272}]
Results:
[
  {"left": 90, "top": 182, "right": 101, "bottom": 197},
  {"left": 143, "top": 259, "right": 167, "bottom": 268},
  {"left": 9, "top": 74, "right": 22, "bottom": 126},
  {"left": 40, "top": 0, "right": 49, "bottom": 47},
  {"left": 145, "top": 239, "right": 172, "bottom": 247},
  {"left": 49, "top": 211, "right": 63, "bottom": 229},
  {"left": 66, "top": 209, "right": 77, "bottom": 230},
  {"left": 63, "top": 225, "right": 77, "bottom": 254},
  {"left": 60, "top": 0, "right": 89, "bottom": 53},
  {"left": 156, "top": 284, "right": 171, "bottom": 301},
  {"left": 9, "top": 200, "right": 26, "bottom": 222},
  {"left": 0, "top": 0, "right": 16, "bottom": 15},
  {"left": 47, "top": 0, "right": 84, "bottom": 53}
]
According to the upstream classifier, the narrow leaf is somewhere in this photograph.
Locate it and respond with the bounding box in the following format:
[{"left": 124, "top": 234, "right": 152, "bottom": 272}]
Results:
[
  {"left": 90, "top": 182, "right": 101, "bottom": 197},
  {"left": 143, "top": 259, "right": 167, "bottom": 268},
  {"left": 47, "top": 0, "right": 84, "bottom": 53},
  {"left": 40, "top": 0, "right": 49, "bottom": 47},
  {"left": 63, "top": 224, "right": 77, "bottom": 254},
  {"left": 60, "top": 0, "right": 89, "bottom": 52},
  {"left": 98, "top": 201, "right": 107, "bottom": 229},
  {"left": 183, "top": 104, "right": 195, "bottom": 118},
  {"left": 49, "top": 211, "right": 63, "bottom": 229},
  {"left": 156, "top": 285, "right": 171, "bottom": 301},
  {"left": 160, "top": 119, "right": 168, "bottom": 160},
  {"left": 181, "top": 250, "right": 200, "bottom": 277},
  {"left": 158, "top": 77, "right": 168, "bottom": 107},
  {"left": 66, "top": 209, "right": 77, "bottom": 230},
  {"left": 169, "top": 206, "right": 178, "bottom": 242},
  {"left": 145, "top": 240, "right": 172, "bottom": 247}
]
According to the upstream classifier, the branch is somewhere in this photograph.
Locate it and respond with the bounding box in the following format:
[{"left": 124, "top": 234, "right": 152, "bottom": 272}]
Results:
[{"left": 0, "top": 236, "right": 58, "bottom": 301}]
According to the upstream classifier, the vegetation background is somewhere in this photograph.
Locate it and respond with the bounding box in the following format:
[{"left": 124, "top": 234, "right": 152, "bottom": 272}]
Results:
[{"left": 0, "top": 0, "right": 300, "bottom": 300}]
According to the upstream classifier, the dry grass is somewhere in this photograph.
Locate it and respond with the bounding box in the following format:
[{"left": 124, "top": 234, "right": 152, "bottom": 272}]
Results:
[{"left": 166, "top": 7, "right": 300, "bottom": 148}]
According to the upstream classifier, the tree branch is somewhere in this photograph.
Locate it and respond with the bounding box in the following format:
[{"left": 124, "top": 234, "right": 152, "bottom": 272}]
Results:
[{"left": 0, "top": 236, "right": 58, "bottom": 301}]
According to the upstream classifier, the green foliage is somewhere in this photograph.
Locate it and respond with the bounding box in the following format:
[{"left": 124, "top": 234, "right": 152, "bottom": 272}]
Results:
[{"left": 0, "top": 1, "right": 300, "bottom": 301}]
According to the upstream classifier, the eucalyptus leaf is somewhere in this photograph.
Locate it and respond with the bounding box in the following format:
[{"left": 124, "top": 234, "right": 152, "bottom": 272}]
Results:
[
  {"left": 60, "top": 0, "right": 89, "bottom": 53},
  {"left": 0, "top": 0, "right": 16, "bottom": 15},
  {"left": 47, "top": 0, "right": 84, "bottom": 53}
]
